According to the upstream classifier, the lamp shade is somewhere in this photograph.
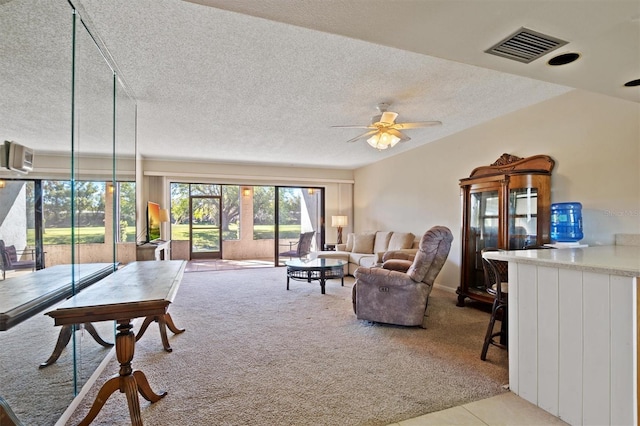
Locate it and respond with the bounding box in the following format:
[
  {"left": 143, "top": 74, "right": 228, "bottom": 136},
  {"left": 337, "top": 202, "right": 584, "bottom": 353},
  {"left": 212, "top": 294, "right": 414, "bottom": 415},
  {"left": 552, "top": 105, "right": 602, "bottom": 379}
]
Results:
[
  {"left": 367, "top": 130, "right": 401, "bottom": 150},
  {"left": 159, "top": 208, "right": 170, "bottom": 223},
  {"left": 331, "top": 215, "right": 348, "bottom": 227}
]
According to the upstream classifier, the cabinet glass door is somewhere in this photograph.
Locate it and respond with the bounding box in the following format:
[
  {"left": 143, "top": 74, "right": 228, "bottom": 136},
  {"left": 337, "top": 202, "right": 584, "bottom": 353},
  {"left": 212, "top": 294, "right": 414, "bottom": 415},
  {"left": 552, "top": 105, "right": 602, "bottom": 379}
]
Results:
[
  {"left": 468, "top": 189, "right": 499, "bottom": 292},
  {"left": 508, "top": 188, "right": 538, "bottom": 249}
]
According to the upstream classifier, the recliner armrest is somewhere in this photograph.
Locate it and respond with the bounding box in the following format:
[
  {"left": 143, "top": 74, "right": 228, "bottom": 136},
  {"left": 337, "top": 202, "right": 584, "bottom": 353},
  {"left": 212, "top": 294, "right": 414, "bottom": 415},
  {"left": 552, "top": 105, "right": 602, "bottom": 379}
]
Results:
[
  {"left": 382, "top": 250, "right": 416, "bottom": 263},
  {"left": 382, "top": 259, "right": 413, "bottom": 272},
  {"left": 354, "top": 266, "right": 419, "bottom": 287}
]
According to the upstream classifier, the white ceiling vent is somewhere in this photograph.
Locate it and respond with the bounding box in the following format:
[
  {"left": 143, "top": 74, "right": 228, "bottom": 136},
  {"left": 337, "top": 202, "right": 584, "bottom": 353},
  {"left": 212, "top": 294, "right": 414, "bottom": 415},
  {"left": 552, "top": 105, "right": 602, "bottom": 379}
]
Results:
[{"left": 486, "top": 28, "right": 568, "bottom": 63}]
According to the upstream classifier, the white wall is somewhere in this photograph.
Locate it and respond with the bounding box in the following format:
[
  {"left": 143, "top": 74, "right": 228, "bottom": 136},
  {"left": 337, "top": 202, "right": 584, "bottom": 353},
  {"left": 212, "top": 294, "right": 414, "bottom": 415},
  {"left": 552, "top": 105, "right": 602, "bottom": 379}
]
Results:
[{"left": 353, "top": 90, "right": 640, "bottom": 291}]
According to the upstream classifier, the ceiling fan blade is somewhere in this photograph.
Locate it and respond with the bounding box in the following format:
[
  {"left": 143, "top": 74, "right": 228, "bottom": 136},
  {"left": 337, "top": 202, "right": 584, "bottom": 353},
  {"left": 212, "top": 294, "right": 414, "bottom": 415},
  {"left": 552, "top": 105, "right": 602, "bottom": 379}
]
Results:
[
  {"left": 331, "top": 125, "right": 375, "bottom": 129},
  {"left": 393, "top": 120, "right": 442, "bottom": 130},
  {"left": 387, "top": 128, "right": 411, "bottom": 142},
  {"left": 346, "top": 129, "right": 378, "bottom": 143},
  {"left": 379, "top": 111, "right": 398, "bottom": 124}
]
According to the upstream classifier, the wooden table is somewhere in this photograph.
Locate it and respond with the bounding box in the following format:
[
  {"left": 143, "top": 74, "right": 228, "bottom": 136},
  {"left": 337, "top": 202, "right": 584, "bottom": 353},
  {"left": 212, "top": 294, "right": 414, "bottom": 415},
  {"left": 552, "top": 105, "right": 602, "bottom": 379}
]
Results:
[
  {"left": 46, "top": 260, "right": 186, "bottom": 426},
  {"left": 0, "top": 262, "right": 117, "bottom": 425},
  {"left": 0, "top": 263, "right": 117, "bottom": 331}
]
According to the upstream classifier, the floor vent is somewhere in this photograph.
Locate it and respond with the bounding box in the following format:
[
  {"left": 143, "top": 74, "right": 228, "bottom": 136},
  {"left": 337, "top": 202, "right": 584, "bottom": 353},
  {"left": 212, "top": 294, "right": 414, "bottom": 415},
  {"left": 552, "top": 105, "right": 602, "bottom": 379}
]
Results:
[{"left": 485, "top": 27, "right": 568, "bottom": 63}]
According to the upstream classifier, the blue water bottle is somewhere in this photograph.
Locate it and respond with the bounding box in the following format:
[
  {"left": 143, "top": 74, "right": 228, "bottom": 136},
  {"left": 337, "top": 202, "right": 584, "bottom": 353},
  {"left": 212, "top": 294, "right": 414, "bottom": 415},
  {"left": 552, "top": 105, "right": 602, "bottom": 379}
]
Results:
[{"left": 550, "top": 202, "right": 583, "bottom": 242}]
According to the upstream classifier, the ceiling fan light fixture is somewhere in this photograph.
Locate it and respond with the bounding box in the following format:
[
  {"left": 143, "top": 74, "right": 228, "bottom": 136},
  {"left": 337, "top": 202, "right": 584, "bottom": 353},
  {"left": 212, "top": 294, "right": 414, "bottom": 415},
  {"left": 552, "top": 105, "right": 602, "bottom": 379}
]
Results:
[{"left": 367, "top": 131, "right": 401, "bottom": 150}]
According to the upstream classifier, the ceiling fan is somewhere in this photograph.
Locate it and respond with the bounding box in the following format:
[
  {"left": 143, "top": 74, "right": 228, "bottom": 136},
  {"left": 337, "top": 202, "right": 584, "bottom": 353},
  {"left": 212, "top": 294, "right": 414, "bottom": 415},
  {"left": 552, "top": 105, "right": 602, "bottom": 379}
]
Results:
[{"left": 332, "top": 103, "right": 441, "bottom": 150}]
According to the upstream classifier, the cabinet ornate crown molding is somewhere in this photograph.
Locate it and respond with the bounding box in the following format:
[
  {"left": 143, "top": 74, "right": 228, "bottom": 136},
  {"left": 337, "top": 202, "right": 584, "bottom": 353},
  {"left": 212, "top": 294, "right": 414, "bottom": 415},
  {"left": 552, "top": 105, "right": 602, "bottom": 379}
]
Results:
[{"left": 467, "top": 153, "right": 555, "bottom": 179}]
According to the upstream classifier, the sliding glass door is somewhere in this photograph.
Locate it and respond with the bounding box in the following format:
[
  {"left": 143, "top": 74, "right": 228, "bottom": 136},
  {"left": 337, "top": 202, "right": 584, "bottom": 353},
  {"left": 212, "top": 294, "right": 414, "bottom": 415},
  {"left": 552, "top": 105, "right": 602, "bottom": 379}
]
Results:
[
  {"left": 276, "top": 187, "right": 323, "bottom": 265},
  {"left": 189, "top": 195, "right": 222, "bottom": 259}
]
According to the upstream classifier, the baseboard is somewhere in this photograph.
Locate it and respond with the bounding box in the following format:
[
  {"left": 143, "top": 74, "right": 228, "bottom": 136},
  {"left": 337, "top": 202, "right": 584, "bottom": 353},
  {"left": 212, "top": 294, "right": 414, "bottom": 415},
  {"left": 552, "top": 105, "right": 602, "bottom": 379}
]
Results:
[{"left": 433, "top": 283, "right": 457, "bottom": 294}]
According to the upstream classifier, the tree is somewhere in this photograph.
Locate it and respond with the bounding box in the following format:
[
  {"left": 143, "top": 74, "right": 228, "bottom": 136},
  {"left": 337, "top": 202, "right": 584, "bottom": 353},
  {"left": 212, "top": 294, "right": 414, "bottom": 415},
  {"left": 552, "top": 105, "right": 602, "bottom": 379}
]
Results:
[
  {"left": 221, "top": 186, "right": 239, "bottom": 232},
  {"left": 118, "top": 182, "right": 136, "bottom": 226},
  {"left": 43, "top": 180, "right": 71, "bottom": 228}
]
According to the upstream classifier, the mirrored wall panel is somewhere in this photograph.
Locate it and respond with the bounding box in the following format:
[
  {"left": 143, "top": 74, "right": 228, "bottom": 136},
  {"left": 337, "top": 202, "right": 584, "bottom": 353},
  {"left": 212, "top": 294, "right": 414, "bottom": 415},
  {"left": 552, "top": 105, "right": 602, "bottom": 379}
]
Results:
[{"left": 0, "top": 0, "right": 137, "bottom": 423}]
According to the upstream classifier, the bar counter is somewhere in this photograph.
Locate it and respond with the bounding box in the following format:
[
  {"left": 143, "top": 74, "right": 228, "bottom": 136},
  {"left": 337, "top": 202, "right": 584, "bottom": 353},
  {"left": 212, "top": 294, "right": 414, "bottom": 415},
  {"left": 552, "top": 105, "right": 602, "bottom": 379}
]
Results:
[{"left": 484, "top": 245, "right": 639, "bottom": 426}]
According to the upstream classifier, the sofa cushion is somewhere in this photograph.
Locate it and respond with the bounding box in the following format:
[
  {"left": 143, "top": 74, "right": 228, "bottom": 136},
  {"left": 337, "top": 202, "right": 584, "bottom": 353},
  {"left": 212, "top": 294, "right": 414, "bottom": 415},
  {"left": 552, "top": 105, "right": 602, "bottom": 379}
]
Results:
[
  {"left": 345, "top": 233, "right": 355, "bottom": 252},
  {"left": 350, "top": 253, "right": 377, "bottom": 267},
  {"left": 352, "top": 233, "right": 376, "bottom": 254},
  {"left": 316, "top": 251, "right": 349, "bottom": 261},
  {"left": 388, "top": 232, "right": 415, "bottom": 251},
  {"left": 373, "top": 231, "right": 393, "bottom": 254}
]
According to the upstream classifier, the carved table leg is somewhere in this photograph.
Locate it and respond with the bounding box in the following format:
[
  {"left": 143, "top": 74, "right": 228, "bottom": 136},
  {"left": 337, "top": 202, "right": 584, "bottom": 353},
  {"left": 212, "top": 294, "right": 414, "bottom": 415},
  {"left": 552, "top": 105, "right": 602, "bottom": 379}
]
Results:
[
  {"left": 135, "top": 316, "right": 154, "bottom": 341},
  {"left": 84, "top": 322, "right": 114, "bottom": 348},
  {"left": 39, "top": 324, "right": 73, "bottom": 368},
  {"left": 0, "top": 396, "right": 23, "bottom": 426},
  {"left": 136, "top": 314, "right": 185, "bottom": 353},
  {"left": 40, "top": 323, "right": 114, "bottom": 368},
  {"left": 78, "top": 320, "right": 166, "bottom": 426}
]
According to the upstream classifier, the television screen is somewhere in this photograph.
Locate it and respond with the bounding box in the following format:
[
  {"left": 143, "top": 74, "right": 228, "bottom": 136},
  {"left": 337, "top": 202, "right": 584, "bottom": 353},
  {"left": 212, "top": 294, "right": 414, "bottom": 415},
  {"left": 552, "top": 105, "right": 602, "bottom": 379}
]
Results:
[{"left": 147, "top": 201, "right": 161, "bottom": 242}]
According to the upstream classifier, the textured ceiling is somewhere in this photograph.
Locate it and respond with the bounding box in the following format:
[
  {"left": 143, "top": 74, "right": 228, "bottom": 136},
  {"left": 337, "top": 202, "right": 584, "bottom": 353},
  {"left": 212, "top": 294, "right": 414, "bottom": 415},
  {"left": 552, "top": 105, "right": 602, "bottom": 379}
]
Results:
[{"left": 1, "top": 0, "right": 638, "bottom": 169}]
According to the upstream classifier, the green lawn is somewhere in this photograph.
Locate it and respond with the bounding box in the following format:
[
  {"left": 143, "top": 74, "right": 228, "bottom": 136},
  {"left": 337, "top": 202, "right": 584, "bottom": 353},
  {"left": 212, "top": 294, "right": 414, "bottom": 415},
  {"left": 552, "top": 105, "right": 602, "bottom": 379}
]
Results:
[{"left": 28, "top": 224, "right": 302, "bottom": 245}]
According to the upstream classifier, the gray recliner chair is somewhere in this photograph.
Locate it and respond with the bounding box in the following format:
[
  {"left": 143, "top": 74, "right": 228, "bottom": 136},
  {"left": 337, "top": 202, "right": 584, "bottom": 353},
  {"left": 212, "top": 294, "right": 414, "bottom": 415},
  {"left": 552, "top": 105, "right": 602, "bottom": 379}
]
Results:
[{"left": 352, "top": 226, "right": 453, "bottom": 328}]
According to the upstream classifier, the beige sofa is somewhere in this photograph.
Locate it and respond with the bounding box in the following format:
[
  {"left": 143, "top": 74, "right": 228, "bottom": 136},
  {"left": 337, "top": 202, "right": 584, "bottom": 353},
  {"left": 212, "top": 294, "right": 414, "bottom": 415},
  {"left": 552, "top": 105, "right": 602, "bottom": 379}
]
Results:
[{"left": 314, "top": 231, "right": 418, "bottom": 276}]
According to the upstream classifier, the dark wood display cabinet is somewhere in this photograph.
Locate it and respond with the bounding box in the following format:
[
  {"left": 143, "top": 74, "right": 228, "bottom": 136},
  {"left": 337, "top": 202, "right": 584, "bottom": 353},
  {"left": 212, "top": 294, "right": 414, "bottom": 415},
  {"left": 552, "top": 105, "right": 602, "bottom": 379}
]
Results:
[{"left": 457, "top": 154, "right": 555, "bottom": 307}]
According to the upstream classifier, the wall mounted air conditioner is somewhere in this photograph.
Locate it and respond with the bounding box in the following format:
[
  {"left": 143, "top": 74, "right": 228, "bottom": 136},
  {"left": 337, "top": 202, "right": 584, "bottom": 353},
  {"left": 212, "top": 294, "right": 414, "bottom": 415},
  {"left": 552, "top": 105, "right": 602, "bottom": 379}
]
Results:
[{"left": 1, "top": 140, "right": 34, "bottom": 174}]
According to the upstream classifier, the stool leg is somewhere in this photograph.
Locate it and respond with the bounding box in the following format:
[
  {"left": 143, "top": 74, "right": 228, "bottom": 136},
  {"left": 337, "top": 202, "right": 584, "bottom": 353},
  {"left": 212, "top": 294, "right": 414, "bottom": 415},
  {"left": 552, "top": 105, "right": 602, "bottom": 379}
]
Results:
[
  {"left": 481, "top": 299, "right": 499, "bottom": 361},
  {"left": 499, "top": 305, "right": 508, "bottom": 346}
]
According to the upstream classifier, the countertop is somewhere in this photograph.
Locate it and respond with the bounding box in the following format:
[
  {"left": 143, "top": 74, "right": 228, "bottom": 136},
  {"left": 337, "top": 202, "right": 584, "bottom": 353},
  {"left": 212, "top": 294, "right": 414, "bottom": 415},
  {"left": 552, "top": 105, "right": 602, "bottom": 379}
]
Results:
[{"left": 483, "top": 245, "right": 640, "bottom": 277}]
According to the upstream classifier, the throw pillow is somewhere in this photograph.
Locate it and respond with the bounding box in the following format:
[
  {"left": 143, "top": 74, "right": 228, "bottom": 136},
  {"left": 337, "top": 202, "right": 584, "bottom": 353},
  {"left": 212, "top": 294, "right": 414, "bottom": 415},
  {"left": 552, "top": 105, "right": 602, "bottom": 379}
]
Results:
[
  {"left": 5, "top": 245, "right": 17, "bottom": 262},
  {"left": 345, "top": 233, "right": 355, "bottom": 252},
  {"left": 387, "top": 232, "right": 415, "bottom": 251},
  {"left": 373, "top": 231, "right": 392, "bottom": 254},
  {"left": 351, "top": 233, "right": 376, "bottom": 254}
]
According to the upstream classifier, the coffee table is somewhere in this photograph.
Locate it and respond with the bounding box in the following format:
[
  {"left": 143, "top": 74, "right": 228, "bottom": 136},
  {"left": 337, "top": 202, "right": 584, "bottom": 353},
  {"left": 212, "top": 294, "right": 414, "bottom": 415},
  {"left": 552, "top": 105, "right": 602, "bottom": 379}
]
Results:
[{"left": 285, "top": 258, "right": 347, "bottom": 294}]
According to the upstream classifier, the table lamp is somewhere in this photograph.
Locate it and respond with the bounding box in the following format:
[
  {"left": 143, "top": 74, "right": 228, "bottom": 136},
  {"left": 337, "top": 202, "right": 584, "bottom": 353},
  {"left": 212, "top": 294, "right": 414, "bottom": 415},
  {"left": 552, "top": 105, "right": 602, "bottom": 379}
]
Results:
[{"left": 331, "top": 215, "right": 348, "bottom": 244}]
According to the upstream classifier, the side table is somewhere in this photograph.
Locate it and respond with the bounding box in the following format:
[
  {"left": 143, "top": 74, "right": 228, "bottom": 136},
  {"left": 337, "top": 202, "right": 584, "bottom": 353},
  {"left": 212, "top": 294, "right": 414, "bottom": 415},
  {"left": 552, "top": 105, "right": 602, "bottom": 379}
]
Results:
[{"left": 323, "top": 243, "right": 337, "bottom": 251}]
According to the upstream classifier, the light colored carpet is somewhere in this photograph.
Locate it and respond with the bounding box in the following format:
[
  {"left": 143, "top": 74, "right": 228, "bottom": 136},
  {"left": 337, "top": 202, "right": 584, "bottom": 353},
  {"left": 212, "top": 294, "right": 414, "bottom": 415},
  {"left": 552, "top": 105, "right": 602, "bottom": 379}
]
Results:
[
  {"left": 65, "top": 266, "right": 508, "bottom": 425},
  {"left": 0, "top": 302, "right": 115, "bottom": 426}
]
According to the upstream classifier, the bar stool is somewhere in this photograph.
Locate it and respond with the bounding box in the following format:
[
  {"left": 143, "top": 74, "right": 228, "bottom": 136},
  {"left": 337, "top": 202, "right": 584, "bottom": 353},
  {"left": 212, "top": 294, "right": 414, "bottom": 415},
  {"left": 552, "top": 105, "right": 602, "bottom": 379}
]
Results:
[{"left": 480, "top": 248, "right": 508, "bottom": 361}]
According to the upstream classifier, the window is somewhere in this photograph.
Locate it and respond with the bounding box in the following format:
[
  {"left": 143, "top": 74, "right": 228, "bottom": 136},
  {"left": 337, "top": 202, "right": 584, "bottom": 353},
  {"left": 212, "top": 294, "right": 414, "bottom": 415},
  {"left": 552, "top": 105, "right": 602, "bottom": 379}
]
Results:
[
  {"left": 170, "top": 183, "right": 241, "bottom": 241},
  {"left": 115, "top": 181, "right": 136, "bottom": 242},
  {"left": 252, "top": 186, "right": 275, "bottom": 240},
  {"left": 40, "top": 180, "right": 132, "bottom": 244}
]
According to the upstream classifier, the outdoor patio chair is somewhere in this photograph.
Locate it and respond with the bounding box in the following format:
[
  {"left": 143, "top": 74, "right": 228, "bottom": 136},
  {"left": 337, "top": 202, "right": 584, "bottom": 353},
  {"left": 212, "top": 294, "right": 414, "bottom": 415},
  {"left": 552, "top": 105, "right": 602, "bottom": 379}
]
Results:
[
  {"left": 0, "top": 240, "right": 36, "bottom": 280},
  {"left": 279, "top": 231, "right": 315, "bottom": 259}
]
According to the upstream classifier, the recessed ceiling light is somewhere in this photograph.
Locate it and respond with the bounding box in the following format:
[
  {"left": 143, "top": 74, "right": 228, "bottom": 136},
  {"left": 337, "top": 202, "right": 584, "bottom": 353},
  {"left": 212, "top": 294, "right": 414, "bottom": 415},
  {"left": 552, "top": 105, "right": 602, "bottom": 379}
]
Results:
[
  {"left": 547, "top": 52, "right": 580, "bottom": 66},
  {"left": 624, "top": 79, "right": 640, "bottom": 87}
]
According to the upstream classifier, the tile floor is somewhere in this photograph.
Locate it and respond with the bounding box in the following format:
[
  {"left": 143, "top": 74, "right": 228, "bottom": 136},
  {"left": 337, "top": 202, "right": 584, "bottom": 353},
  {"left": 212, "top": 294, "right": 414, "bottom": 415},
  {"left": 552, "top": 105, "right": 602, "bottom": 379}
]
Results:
[{"left": 391, "top": 392, "right": 568, "bottom": 425}]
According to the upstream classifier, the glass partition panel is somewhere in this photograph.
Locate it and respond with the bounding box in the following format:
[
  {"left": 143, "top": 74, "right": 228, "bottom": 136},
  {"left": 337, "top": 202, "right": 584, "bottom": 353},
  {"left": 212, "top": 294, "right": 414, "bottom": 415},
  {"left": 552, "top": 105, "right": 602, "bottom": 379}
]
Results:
[
  {"left": 71, "top": 3, "right": 119, "bottom": 398},
  {"left": 114, "top": 75, "right": 137, "bottom": 251},
  {"left": 0, "top": 1, "right": 75, "bottom": 424},
  {"left": 0, "top": 2, "right": 136, "bottom": 423}
]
